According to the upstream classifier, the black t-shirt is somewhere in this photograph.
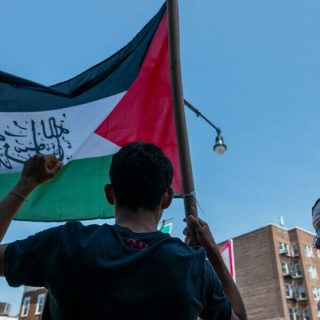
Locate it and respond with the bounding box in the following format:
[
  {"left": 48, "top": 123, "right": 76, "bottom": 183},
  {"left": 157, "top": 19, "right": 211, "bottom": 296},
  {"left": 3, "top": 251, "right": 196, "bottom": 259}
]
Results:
[{"left": 4, "top": 222, "right": 231, "bottom": 320}]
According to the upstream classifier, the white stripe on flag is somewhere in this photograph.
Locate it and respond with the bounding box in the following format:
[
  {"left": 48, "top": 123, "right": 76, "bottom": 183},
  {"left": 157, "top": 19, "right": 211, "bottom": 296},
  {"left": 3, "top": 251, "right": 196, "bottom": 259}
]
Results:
[
  {"left": 0, "top": 91, "right": 125, "bottom": 173},
  {"left": 73, "top": 133, "right": 120, "bottom": 160}
]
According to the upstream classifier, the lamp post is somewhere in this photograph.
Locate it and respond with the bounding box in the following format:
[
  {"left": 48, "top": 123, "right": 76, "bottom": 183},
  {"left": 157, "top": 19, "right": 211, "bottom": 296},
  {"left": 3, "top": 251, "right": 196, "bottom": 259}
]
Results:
[{"left": 184, "top": 99, "right": 227, "bottom": 154}]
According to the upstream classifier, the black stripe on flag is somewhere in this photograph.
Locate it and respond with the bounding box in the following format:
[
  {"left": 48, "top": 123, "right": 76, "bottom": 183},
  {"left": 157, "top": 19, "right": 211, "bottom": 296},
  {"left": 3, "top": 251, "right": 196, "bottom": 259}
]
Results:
[{"left": 0, "top": 4, "right": 165, "bottom": 112}]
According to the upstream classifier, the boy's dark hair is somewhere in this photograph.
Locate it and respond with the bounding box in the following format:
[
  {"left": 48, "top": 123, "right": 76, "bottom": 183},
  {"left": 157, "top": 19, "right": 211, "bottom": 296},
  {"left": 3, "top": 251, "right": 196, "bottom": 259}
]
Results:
[{"left": 109, "top": 142, "right": 173, "bottom": 210}]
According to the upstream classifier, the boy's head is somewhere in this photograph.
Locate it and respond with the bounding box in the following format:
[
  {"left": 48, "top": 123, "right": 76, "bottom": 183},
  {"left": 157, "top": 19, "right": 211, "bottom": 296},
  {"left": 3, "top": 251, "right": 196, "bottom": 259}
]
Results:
[{"left": 106, "top": 142, "right": 173, "bottom": 211}]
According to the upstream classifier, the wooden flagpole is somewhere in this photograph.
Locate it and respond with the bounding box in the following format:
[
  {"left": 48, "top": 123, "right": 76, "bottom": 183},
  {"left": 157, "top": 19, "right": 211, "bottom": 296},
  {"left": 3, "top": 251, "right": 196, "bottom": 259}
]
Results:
[{"left": 166, "top": 0, "right": 198, "bottom": 218}]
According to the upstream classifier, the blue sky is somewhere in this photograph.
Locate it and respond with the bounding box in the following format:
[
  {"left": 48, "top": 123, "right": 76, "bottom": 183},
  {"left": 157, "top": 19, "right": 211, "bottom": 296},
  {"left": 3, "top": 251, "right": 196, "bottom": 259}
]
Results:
[{"left": 1, "top": 0, "right": 320, "bottom": 315}]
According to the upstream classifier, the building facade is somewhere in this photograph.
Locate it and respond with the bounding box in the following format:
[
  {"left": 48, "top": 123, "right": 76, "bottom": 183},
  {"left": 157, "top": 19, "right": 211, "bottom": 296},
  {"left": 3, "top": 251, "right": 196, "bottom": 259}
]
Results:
[
  {"left": 0, "top": 302, "right": 17, "bottom": 320},
  {"left": 0, "top": 303, "right": 11, "bottom": 317},
  {"left": 18, "top": 287, "right": 47, "bottom": 320},
  {"left": 231, "top": 224, "right": 320, "bottom": 320}
]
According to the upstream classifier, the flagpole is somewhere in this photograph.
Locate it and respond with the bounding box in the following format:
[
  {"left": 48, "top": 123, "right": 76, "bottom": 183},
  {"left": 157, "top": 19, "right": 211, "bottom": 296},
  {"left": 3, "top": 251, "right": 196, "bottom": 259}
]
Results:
[{"left": 166, "top": 0, "right": 198, "bottom": 218}]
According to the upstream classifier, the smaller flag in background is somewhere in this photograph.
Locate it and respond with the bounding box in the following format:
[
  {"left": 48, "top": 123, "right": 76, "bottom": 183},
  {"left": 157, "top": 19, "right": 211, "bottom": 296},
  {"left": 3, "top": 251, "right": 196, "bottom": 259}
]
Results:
[{"left": 219, "top": 240, "right": 236, "bottom": 282}]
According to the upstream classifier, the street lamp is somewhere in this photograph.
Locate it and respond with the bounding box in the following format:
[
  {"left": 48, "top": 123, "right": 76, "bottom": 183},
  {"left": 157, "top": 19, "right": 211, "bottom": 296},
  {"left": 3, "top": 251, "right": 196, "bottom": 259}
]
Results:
[
  {"left": 184, "top": 99, "right": 227, "bottom": 154},
  {"left": 213, "top": 129, "right": 227, "bottom": 154}
]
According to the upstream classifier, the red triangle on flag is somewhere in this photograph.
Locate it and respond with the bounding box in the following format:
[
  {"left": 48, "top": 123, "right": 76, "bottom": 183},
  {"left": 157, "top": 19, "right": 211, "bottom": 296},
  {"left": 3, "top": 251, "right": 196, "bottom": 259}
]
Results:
[{"left": 95, "top": 12, "right": 181, "bottom": 193}]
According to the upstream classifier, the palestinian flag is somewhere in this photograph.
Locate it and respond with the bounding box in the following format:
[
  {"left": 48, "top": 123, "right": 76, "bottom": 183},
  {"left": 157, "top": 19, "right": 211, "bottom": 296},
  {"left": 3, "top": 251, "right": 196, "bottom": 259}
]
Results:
[{"left": 0, "top": 4, "right": 181, "bottom": 221}]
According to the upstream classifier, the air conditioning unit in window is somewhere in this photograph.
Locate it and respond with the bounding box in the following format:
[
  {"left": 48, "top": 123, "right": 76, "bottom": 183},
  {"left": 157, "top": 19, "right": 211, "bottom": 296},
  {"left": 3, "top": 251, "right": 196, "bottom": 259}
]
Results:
[
  {"left": 280, "top": 248, "right": 289, "bottom": 254},
  {"left": 286, "top": 250, "right": 292, "bottom": 257},
  {"left": 0, "top": 303, "right": 10, "bottom": 316},
  {"left": 288, "top": 292, "right": 297, "bottom": 300},
  {"left": 286, "top": 292, "right": 293, "bottom": 299},
  {"left": 283, "top": 271, "right": 290, "bottom": 277},
  {"left": 297, "top": 296, "right": 307, "bottom": 301},
  {"left": 295, "top": 273, "right": 303, "bottom": 279}
]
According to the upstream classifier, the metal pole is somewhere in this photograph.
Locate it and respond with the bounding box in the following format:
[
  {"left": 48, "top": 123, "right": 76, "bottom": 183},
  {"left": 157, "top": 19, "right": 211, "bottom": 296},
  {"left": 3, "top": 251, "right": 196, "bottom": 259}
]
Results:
[
  {"left": 166, "top": 0, "right": 198, "bottom": 218},
  {"left": 184, "top": 99, "right": 221, "bottom": 133}
]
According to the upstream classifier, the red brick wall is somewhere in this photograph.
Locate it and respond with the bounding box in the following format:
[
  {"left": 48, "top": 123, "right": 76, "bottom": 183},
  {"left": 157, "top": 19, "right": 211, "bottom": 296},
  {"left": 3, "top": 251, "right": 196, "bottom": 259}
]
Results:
[
  {"left": 18, "top": 288, "right": 47, "bottom": 320},
  {"left": 230, "top": 225, "right": 320, "bottom": 320},
  {"left": 233, "top": 225, "right": 285, "bottom": 320}
]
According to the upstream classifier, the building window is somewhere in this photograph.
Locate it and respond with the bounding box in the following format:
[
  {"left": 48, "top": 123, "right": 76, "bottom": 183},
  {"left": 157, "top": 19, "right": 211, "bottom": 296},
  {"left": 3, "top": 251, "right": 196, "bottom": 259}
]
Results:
[
  {"left": 285, "top": 283, "right": 293, "bottom": 298},
  {"left": 20, "top": 297, "right": 31, "bottom": 317},
  {"left": 312, "top": 287, "right": 319, "bottom": 300},
  {"left": 295, "top": 264, "right": 303, "bottom": 277},
  {"left": 279, "top": 242, "right": 290, "bottom": 254},
  {"left": 302, "top": 308, "right": 311, "bottom": 320},
  {"left": 289, "top": 307, "right": 299, "bottom": 320},
  {"left": 35, "top": 293, "right": 46, "bottom": 315},
  {"left": 298, "top": 286, "right": 307, "bottom": 300},
  {"left": 292, "top": 244, "right": 299, "bottom": 257},
  {"left": 304, "top": 245, "right": 314, "bottom": 258},
  {"left": 308, "top": 265, "right": 318, "bottom": 279},
  {"left": 282, "top": 262, "right": 290, "bottom": 276}
]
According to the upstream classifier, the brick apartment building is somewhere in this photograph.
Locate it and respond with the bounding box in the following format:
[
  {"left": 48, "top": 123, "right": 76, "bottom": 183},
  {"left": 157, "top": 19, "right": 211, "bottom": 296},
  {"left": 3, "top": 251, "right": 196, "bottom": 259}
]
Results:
[
  {"left": 230, "top": 224, "right": 320, "bottom": 320},
  {"left": 18, "top": 287, "right": 47, "bottom": 320}
]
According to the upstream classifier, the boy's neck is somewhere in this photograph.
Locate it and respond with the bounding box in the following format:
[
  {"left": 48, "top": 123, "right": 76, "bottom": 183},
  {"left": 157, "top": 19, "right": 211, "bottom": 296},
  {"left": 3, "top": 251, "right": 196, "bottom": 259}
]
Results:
[{"left": 115, "top": 207, "right": 162, "bottom": 233}]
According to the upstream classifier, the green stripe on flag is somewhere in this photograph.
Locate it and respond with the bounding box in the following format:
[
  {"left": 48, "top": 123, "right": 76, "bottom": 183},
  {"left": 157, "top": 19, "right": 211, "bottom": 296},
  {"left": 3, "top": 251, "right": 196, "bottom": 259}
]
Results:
[{"left": 0, "top": 156, "right": 115, "bottom": 221}]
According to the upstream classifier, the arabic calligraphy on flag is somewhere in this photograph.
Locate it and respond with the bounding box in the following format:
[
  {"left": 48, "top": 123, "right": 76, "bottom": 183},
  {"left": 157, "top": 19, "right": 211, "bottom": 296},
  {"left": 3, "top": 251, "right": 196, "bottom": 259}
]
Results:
[{"left": 0, "top": 115, "right": 72, "bottom": 169}]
